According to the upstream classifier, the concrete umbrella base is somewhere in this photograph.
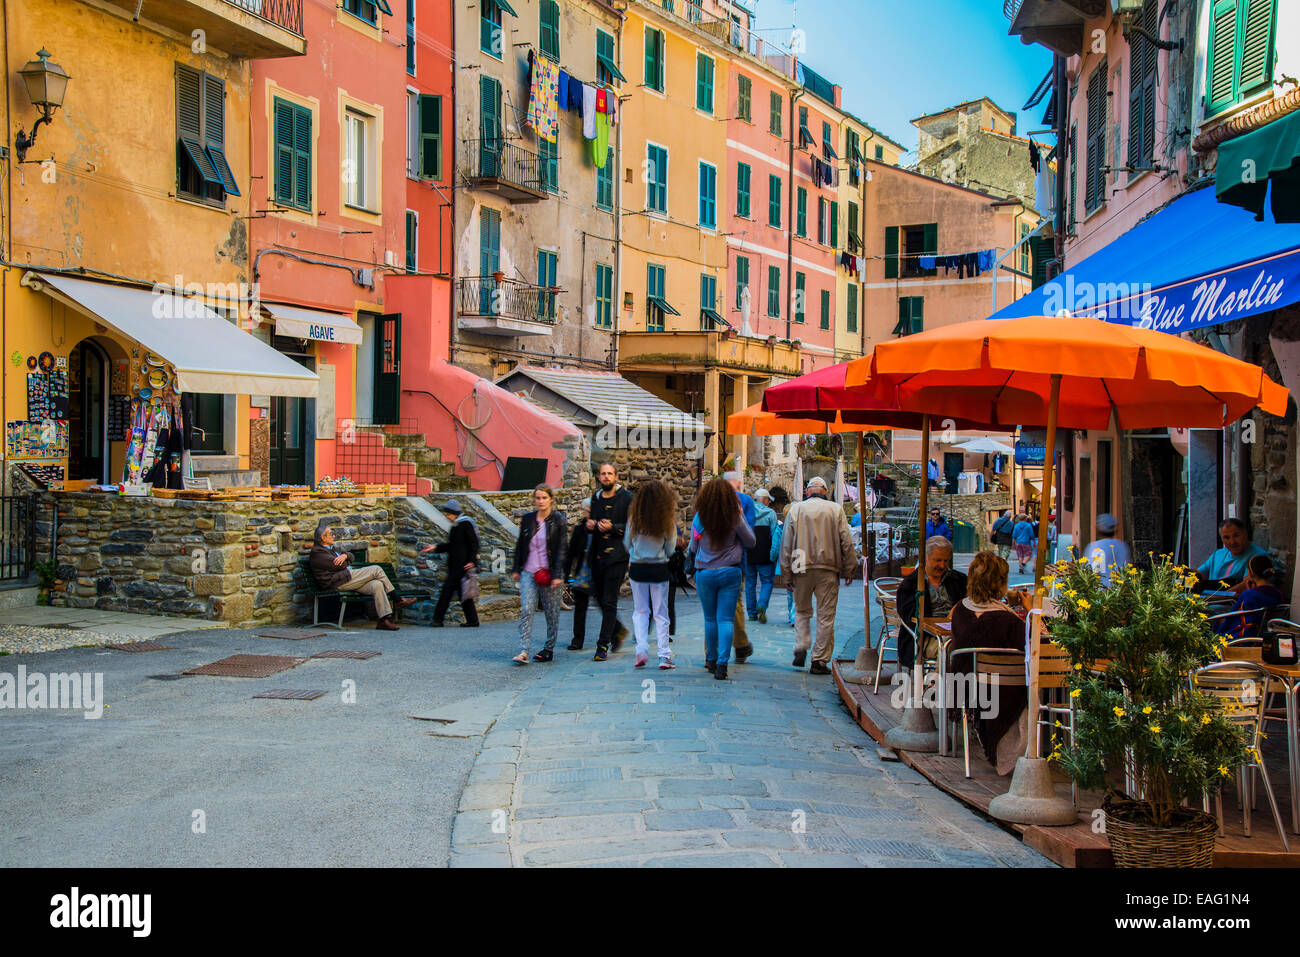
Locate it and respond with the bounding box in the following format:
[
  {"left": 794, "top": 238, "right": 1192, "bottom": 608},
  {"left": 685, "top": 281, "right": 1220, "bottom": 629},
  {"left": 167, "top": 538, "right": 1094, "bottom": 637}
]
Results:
[
  {"left": 840, "top": 644, "right": 893, "bottom": 686},
  {"left": 883, "top": 699, "right": 940, "bottom": 752},
  {"left": 988, "top": 757, "right": 1078, "bottom": 826}
]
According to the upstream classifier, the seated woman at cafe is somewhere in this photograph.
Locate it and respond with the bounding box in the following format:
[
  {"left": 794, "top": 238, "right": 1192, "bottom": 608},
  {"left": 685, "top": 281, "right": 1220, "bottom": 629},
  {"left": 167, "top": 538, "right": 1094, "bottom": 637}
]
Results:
[
  {"left": 949, "top": 551, "right": 1032, "bottom": 776},
  {"left": 1197, "top": 517, "right": 1269, "bottom": 595},
  {"left": 1213, "top": 554, "right": 1285, "bottom": 639}
]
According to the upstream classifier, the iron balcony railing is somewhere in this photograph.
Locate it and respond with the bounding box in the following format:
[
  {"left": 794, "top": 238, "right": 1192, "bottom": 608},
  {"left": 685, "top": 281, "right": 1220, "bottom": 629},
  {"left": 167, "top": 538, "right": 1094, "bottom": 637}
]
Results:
[
  {"left": 1003, "top": 0, "right": 1024, "bottom": 21},
  {"left": 465, "top": 137, "right": 558, "bottom": 195},
  {"left": 647, "top": 0, "right": 797, "bottom": 80},
  {"left": 222, "top": 0, "right": 305, "bottom": 36},
  {"left": 456, "top": 277, "right": 560, "bottom": 323}
]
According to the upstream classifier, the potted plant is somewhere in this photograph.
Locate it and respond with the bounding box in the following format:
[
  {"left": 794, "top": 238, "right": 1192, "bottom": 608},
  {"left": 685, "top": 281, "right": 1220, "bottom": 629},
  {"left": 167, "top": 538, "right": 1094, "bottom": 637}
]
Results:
[
  {"left": 492, "top": 270, "right": 506, "bottom": 283},
  {"left": 34, "top": 559, "right": 58, "bottom": 605},
  {"left": 1045, "top": 556, "right": 1251, "bottom": 867}
]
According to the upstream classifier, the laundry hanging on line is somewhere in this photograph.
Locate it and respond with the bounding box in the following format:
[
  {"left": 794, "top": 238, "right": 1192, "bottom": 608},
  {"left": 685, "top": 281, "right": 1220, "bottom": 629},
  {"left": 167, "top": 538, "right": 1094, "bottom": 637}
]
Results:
[{"left": 525, "top": 50, "right": 560, "bottom": 143}]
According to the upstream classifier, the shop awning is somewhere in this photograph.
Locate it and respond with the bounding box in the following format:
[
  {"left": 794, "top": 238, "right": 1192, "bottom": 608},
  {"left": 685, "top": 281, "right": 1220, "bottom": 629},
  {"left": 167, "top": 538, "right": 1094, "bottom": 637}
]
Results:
[
  {"left": 31, "top": 273, "right": 319, "bottom": 397},
  {"left": 1217, "top": 109, "right": 1300, "bottom": 224},
  {"left": 264, "top": 303, "right": 362, "bottom": 345},
  {"left": 991, "top": 185, "right": 1300, "bottom": 333}
]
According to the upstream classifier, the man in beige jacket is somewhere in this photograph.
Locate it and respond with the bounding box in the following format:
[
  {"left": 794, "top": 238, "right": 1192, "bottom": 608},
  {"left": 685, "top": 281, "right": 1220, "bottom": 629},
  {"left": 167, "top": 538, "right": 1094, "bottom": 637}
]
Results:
[{"left": 778, "top": 476, "right": 859, "bottom": 674}]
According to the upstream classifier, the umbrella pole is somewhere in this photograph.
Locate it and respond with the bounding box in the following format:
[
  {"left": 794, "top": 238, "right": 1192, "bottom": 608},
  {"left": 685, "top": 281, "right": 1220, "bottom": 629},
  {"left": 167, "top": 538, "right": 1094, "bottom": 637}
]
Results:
[
  {"left": 1033, "top": 375, "right": 1061, "bottom": 588},
  {"left": 841, "top": 431, "right": 882, "bottom": 684}
]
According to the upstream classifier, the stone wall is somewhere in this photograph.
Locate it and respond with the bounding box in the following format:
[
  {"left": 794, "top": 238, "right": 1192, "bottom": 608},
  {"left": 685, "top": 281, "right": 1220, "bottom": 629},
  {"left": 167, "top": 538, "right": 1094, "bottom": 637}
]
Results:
[{"left": 49, "top": 493, "right": 398, "bottom": 627}]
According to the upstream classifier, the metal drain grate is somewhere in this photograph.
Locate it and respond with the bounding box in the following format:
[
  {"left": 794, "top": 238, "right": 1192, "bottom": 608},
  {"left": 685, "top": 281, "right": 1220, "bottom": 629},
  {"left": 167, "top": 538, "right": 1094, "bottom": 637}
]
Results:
[
  {"left": 252, "top": 689, "right": 328, "bottom": 701},
  {"left": 310, "top": 650, "right": 382, "bottom": 660},
  {"left": 257, "top": 629, "right": 327, "bottom": 641},
  {"left": 107, "top": 641, "right": 174, "bottom": 653},
  {"left": 182, "top": 654, "right": 308, "bottom": 678}
]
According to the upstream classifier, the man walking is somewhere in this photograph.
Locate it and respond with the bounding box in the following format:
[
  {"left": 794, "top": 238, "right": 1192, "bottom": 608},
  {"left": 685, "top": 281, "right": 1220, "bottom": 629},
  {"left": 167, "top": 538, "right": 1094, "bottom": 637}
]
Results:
[
  {"left": 991, "top": 509, "right": 1014, "bottom": 561},
  {"left": 778, "top": 476, "right": 859, "bottom": 674},
  {"left": 588, "top": 462, "right": 632, "bottom": 661},
  {"left": 746, "top": 489, "right": 779, "bottom": 623},
  {"left": 421, "top": 499, "right": 480, "bottom": 627},
  {"left": 309, "top": 525, "right": 414, "bottom": 630}
]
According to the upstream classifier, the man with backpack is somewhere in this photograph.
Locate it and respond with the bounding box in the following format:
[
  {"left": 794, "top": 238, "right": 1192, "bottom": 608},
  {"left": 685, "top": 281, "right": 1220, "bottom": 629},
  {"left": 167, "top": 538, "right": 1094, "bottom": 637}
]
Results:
[
  {"left": 990, "top": 509, "right": 1014, "bottom": 561},
  {"left": 746, "top": 488, "right": 779, "bottom": 623}
]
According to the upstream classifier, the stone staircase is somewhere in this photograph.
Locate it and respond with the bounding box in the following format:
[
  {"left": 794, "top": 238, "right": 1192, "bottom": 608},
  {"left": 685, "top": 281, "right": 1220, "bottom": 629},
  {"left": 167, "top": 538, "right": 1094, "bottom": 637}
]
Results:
[{"left": 343, "top": 426, "right": 470, "bottom": 494}]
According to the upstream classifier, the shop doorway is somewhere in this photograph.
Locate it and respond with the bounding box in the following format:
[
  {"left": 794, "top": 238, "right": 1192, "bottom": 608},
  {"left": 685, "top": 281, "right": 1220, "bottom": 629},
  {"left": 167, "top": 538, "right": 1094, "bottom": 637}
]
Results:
[
  {"left": 68, "top": 339, "right": 110, "bottom": 483},
  {"left": 268, "top": 345, "right": 314, "bottom": 487}
]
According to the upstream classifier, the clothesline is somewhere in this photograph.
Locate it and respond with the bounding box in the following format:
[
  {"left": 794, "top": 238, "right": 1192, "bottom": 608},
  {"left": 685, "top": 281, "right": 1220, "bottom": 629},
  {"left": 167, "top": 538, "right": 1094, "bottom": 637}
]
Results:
[{"left": 526, "top": 50, "right": 619, "bottom": 168}]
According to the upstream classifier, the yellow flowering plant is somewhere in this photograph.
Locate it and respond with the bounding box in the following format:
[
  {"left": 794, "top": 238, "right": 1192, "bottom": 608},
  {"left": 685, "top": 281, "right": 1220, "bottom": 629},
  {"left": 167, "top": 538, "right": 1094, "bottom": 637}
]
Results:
[{"left": 1047, "top": 555, "right": 1251, "bottom": 827}]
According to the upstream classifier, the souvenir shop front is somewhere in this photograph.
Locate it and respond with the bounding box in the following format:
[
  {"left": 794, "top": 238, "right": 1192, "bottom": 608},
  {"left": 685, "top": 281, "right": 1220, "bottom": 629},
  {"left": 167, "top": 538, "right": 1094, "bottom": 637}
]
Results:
[{"left": 8, "top": 273, "right": 318, "bottom": 490}]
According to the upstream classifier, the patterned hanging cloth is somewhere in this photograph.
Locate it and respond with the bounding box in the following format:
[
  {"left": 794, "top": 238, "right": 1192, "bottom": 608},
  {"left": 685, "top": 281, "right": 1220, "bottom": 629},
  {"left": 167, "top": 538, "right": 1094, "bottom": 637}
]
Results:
[{"left": 526, "top": 53, "right": 560, "bottom": 143}]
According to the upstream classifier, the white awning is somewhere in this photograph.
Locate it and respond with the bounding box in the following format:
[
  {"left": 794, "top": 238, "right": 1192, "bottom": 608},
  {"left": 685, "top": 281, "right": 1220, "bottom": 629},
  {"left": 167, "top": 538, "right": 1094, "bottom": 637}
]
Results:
[
  {"left": 265, "top": 303, "right": 362, "bottom": 345},
  {"left": 29, "top": 273, "right": 318, "bottom": 397}
]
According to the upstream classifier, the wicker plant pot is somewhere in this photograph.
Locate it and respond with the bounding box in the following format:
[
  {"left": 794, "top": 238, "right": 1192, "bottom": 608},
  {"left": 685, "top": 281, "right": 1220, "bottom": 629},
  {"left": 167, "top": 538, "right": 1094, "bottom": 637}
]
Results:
[{"left": 1104, "top": 799, "right": 1218, "bottom": 868}]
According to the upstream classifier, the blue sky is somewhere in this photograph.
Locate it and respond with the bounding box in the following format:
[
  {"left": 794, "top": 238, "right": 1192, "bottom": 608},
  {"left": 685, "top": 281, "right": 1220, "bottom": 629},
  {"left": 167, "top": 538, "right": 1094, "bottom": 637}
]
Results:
[{"left": 743, "top": 0, "right": 1054, "bottom": 154}]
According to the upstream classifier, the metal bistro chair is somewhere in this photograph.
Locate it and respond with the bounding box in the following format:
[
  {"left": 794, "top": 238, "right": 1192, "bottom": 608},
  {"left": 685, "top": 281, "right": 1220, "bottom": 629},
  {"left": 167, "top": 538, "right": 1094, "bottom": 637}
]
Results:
[
  {"left": 1209, "top": 604, "right": 1291, "bottom": 641},
  {"left": 1034, "top": 639, "right": 1078, "bottom": 807},
  {"left": 1191, "top": 660, "right": 1291, "bottom": 850},
  {"left": 943, "top": 646, "right": 1026, "bottom": 778},
  {"left": 873, "top": 583, "right": 904, "bottom": 694}
]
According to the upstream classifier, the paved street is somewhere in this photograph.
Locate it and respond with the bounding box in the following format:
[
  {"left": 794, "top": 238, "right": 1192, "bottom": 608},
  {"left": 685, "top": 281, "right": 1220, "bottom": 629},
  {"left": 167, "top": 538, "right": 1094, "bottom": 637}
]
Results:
[{"left": 0, "top": 580, "right": 1048, "bottom": 867}]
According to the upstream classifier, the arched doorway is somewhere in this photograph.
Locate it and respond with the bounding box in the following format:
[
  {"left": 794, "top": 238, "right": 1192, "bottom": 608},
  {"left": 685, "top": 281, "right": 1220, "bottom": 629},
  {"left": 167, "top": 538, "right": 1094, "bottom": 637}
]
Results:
[{"left": 67, "top": 338, "right": 113, "bottom": 483}]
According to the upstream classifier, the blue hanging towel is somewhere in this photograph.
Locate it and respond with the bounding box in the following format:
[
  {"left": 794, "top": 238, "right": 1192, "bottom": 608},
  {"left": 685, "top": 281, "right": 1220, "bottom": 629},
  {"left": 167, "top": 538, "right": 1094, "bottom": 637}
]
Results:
[
  {"left": 557, "top": 70, "right": 570, "bottom": 111},
  {"left": 918, "top": 255, "right": 936, "bottom": 270},
  {"left": 977, "top": 249, "right": 995, "bottom": 273}
]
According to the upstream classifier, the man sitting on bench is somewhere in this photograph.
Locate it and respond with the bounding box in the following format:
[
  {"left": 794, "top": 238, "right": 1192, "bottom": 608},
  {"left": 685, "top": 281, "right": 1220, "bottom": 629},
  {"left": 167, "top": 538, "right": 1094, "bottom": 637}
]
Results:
[{"left": 309, "top": 525, "right": 414, "bottom": 630}]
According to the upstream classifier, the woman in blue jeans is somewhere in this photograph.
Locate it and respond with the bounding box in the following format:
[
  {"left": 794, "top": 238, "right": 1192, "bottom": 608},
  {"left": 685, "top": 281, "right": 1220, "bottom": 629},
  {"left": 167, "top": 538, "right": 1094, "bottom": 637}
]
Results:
[{"left": 687, "top": 477, "right": 755, "bottom": 681}]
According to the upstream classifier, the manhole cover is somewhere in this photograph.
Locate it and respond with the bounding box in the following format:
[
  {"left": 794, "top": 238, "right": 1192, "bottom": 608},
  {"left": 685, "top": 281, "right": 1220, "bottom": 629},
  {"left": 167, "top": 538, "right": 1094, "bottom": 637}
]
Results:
[
  {"left": 311, "top": 650, "right": 381, "bottom": 660},
  {"left": 148, "top": 674, "right": 186, "bottom": 681},
  {"left": 107, "top": 641, "right": 174, "bottom": 653},
  {"left": 252, "top": 689, "right": 328, "bottom": 701},
  {"left": 182, "top": 654, "right": 308, "bottom": 678},
  {"left": 257, "top": 629, "right": 327, "bottom": 641}
]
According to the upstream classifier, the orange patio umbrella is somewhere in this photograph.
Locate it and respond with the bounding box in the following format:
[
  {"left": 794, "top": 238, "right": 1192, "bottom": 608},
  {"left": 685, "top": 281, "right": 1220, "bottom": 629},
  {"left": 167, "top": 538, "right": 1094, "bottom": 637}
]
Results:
[
  {"left": 845, "top": 315, "right": 1291, "bottom": 583},
  {"left": 726, "top": 401, "right": 892, "bottom": 436}
]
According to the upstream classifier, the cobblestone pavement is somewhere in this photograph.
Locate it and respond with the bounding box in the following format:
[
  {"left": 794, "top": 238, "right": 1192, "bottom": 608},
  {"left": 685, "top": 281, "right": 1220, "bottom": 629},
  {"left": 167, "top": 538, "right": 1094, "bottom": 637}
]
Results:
[{"left": 450, "top": 584, "right": 1052, "bottom": 868}]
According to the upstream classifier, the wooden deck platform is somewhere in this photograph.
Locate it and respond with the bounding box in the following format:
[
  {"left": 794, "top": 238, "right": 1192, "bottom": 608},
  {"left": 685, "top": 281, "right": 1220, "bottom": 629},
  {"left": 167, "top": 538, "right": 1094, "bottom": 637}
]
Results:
[{"left": 833, "top": 660, "right": 1300, "bottom": 868}]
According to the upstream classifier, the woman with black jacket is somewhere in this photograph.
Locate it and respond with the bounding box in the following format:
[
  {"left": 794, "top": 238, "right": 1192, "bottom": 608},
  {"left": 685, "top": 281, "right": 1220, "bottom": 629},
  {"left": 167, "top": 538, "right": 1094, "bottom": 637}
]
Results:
[
  {"left": 565, "top": 498, "right": 593, "bottom": 650},
  {"left": 511, "top": 484, "right": 568, "bottom": 663}
]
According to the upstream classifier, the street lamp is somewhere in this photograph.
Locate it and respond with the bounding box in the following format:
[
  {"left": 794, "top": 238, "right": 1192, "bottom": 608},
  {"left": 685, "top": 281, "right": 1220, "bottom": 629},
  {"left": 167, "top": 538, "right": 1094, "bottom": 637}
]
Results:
[{"left": 15, "top": 49, "right": 71, "bottom": 163}]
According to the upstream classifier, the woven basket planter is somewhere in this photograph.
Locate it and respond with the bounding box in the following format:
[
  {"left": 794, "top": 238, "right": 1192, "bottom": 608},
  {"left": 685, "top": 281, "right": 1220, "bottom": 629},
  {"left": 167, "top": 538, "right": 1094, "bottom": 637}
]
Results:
[{"left": 1104, "top": 799, "right": 1217, "bottom": 868}]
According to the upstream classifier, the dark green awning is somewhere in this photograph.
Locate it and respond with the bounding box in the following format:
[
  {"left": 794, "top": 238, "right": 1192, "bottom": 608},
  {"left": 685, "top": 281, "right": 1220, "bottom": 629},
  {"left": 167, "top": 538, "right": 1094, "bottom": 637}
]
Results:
[
  {"left": 493, "top": 0, "right": 518, "bottom": 16},
  {"left": 1217, "top": 109, "right": 1300, "bottom": 223},
  {"left": 701, "top": 308, "right": 728, "bottom": 328},
  {"left": 374, "top": 0, "right": 393, "bottom": 15},
  {"left": 597, "top": 53, "right": 626, "bottom": 83},
  {"left": 646, "top": 296, "right": 680, "bottom": 317}
]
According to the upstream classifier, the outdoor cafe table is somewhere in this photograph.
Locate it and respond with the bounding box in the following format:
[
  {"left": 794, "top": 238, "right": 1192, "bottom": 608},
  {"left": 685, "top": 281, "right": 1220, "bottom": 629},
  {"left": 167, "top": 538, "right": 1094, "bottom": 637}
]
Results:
[{"left": 1226, "top": 645, "right": 1300, "bottom": 834}]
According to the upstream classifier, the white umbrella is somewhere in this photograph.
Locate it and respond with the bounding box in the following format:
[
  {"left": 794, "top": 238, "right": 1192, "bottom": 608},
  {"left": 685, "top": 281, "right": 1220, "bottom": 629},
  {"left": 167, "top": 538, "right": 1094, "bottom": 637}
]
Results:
[
  {"left": 955, "top": 437, "right": 1015, "bottom": 454},
  {"left": 833, "top": 456, "right": 846, "bottom": 503},
  {"left": 793, "top": 455, "right": 803, "bottom": 503}
]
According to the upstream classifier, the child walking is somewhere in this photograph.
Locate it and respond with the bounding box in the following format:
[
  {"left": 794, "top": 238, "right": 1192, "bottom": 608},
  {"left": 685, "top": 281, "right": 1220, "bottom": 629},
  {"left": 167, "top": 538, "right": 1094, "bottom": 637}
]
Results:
[{"left": 623, "top": 480, "right": 679, "bottom": 669}]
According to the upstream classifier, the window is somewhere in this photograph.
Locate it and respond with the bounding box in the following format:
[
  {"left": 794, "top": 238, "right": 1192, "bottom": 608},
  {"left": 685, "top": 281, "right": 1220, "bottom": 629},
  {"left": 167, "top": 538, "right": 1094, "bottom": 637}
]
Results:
[
  {"left": 737, "top": 74, "right": 752, "bottom": 122},
  {"left": 817, "top": 197, "right": 826, "bottom": 244},
  {"left": 177, "top": 66, "right": 238, "bottom": 205},
  {"left": 1127, "top": 0, "right": 1158, "bottom": 177},
  {"left": 596, "top": 30, "right": 624, "bottom": 86},
  {"left": 698, "top": 161, "right": 717, "bottom": 229},
  {"left": 479, "top": 208, "right": 500, "bottom": 309},
  {"left": 596, "top": 148, "right": 613, "bottom": 209},
  {"left": 874, "top": 144, "right": 884, "bottom": 160},
  {"left": 481, "top": 0, "right": 503, "bottom": 58},
  {"left": 846, "top": 282, "right": 858, "bottom": 333},
  {"left": 829, "top": 202, "right": 839, "bottom": 250},
  {"left": 1019, "top": 222, "right": 1031, "bottom": 274},
  {"left": 1206, "top": 0, "right": 1276, "bottom": 116},
  {"left": 696, "top": 53, "right": 714, "bottom": 113},
  {"left": 539, "top": 135, "right": 558, "bottom": 192},
  {"left": 794, "top": 272, "right": 805, "bottom": 323},
  {"left": 735, "top": 255, "right": 749, "bottom": 309},
  {"left": 647, "top": 263, "right": 668, "bottom": 330},
  {"left": 644, "top": 26, "right": 665, "bottom": 92},
  {"left": 798, "top": 105, "right": 814, "bottom": 149},
  {"left": 822, "top": 120, "right": 833, "bottom": 158},
  {"left": 847, "top": 200, "right": 861, "bottom": 251},
  {"left": 408, "top": 93, "right": 441, "bottom": 180},
  {"left": 478, "top": 75, "right": 502, "bottom": 174},
  {"left": 539, "top": 0, "right": 560, "bottom": 60},
  {"left": 537, "top": 249, "right": 558, "bottom": 320},
  {"left": 343, "top": 0, "right": 382, "bottom": 26},
  {"left": 272, "top": 95, "right": 311, "bottom": 211},
  {"left": 406, "top": 0, "right": 416, "bottom": 74},
  {"left": 767, "top": 265, "right": 781, "bottom": 318},
  {"left": 796, "top": 186, "right": 807, "bottom": 237},
  {"left": 736, "top": 162, "right": 751, "bottom": 218},
  {"left": 595, "top": 263, "right": 614, "bottom": 328},
  {"left": 646, "top": 143, "right": 668, "bottom": 213},
  {"left": 768, "top": 174, "right": 781, "bottom": 228},
  {"left": 700, "top": 273, "right": 722, "bottom": 329},
  {"left": 405, "top": 209, "right": 418, "bottom": 272},
  {"left": 819, "top": 289, "right": 830, "bottom": 330},
  {"left": 769, "top": 91, "right": 782, "bottom": 136},
  {"left": 888, "top": 223, "right": 937, "bottom": 278},
  {"left": 1084, "top": 60, "right": 1107, "bottom": 214},
  {"left": 846, "top": 128, "right": 862, "bottom": 164},
  {"left": 1068, "top": 123, "right": 1078, "bottom": 230},
  {"left": 895, "top": 296, "right": 923, "bottom": 335},
  {"left": 344, "top": 108, "right": 376, "bottom": 210}
]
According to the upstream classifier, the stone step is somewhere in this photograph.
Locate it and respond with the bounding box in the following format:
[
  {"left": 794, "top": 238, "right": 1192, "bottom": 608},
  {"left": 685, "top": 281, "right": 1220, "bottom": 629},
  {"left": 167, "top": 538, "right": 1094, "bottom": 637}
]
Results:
[
  {"left": 434, "top": 474, "right": 470, "bottom": 491},
  {"left": 188, "top": 454, "right": 242, "bottom": 472},
  {"left": 399, "top": 447, "right": 443, "bottom": 465},
  {"left": 414, "top": 462, "right": 456, "bottom": 479},
  {"left": 378, "top": 432, "right": 429, "bottom": 449}
]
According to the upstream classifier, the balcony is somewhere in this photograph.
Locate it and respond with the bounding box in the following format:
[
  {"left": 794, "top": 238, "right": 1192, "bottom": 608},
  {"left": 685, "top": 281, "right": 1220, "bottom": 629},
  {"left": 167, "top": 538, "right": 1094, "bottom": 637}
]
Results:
[
  {"left": 638, "top": 0, "right": 796, "bottom": 80},
  {"left": 464, "top": 138, "right": 557, "bottom": 203},
  {"left": 97, "top": 0, "right": 306, "bottom": 57},
  {"left": 618, "top": 331, "right": 801, "bottom": 377},
  {"left": 455, "top": 277, "right": 558, "bottom": 337},
  {"left": 1005, "top": 0, "right": 1107, "bottom": 58}
]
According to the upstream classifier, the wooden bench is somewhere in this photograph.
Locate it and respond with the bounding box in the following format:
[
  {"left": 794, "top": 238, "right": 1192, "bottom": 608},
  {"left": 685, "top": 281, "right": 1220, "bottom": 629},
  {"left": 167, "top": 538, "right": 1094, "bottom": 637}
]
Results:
[{"left": 297, "top": 559, "right": 433, "bottom": 628}]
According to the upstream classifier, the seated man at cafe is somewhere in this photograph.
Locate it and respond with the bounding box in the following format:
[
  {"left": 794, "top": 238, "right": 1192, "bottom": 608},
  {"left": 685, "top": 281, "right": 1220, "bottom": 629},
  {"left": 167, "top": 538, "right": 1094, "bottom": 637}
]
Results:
[
  {"left": 896, "top": 536, "right": 967, "bottom": 669},
  {"left": 309, "top": 525, "right": 415, "bottom": 631},
  {"left": 1196, "top": 517, "right": 1269, "bottom": 595}
]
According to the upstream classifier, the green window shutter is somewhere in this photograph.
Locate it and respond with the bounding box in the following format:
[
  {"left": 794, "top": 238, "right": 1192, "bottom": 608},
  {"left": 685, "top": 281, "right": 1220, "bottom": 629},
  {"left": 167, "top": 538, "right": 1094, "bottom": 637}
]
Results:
[
  {"left": 177, "top": 65, "right": 202, "bottom": 142},
  {"left": 1239, "top": 0, "right": 1276, "bottom": 98},
  {"left": 738, "top": 75, "right": 751, "bottom": 121},
  {"left": 768, "top": 174, "right": 781, "bottom": 228},
  {"left": 537, "top": 250, "right": 557, "bottom": 319},
  {"left": 1207, "top": 0, "right": 1238, "bottom": 113},
  {"left": 595, "top": 263, "right": 613, "bottom": 328},
  {"left": 645, "top": 28, "right": 663, "bottom": 91},
  {"left": 794, "top": 272, "right": 805, "bottom": 323},
  {"left": 419, "top": 94, "right": 442, "bottom": 179},
  {"left": 735, "top": 255, "right": 749, "bottom": 309},
  {"left": 1085, "top": 61, "right": 1107, "bottom": 213},
  {"left": 830, "top": 202, "right": 839, "bottom": 250},
  {"left": 273, "top": 97, "right": 294, "bottom": 204},
  {"left": 699, "top": 162, "right": 716, "bottom": 228},
  {"left": 769, "top": 91, "right": 782, "bottom": 136},
  {"left": 796, "top": 187, "right": 806, "bottom": 237},
  {"left": 292, "top": 103, "right": 312, "bottom": 210},
  {"left": 1068, "top": 123, "right": 1077, "bottom": 230},
  {"left": 539, "top": 0, "right": 559, "bottom": 59},
  {"left": 406, "top": 210, "right": 417, "bottom": 272},
  {"left": 696, "top": 54, "right": 714, "bottom": 113},
  {"left": 884, "top": 226, "right": 899, "bottom": 279},
  {"left": 736, "top": 162, "right": 750, "bottom": 218},
  {"left": 817, "top": 198, "right": 826, "bottom": 244},
  {"left": 895, "top": 297, "right": 923, "bottom": 335},
  {"left": 819, "top": 289, "right": 830, "bottom": 330},
  {"left": 846, "top": 283, "right": 858, "bottom": 333},
  {"left": 768, "top": 265, "right": 781, "bottom": 317},
  {"left": 479, "top": 207, "right": 500, "bottom": 278},
  {"left": 597, "top": 148, "right": 613, "bottom": 208}
]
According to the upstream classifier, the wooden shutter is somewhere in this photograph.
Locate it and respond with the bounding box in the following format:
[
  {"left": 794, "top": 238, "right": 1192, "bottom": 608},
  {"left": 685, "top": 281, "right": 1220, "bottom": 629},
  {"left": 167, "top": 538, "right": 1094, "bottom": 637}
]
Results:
[
  {"left": 273, "top": 98, "right": 294, "bottom": 204},
  {"left": 1068, "top": 123, "right": 1077, "bottom": 230},
  {"left": 406, "top": 210, "right": 417, "bottom": 272},
  {"left": 419, "top": 94, "right": 442, "bottom": 179},
  {"left": 738, "top": 75, "right": 750, "bottom": 121},
  {"left": 177, "top": 65, "right": 202, "bottom": 142},
  {"left": 819, "top": 289, "right": 830, "bottom": 329},
  {"left": 1239, "top": 0, "right": 1275, "bottom": 97},
  {"left": 539, "top": 0, "right": 559, "bottom": 59},
  {"left": 770, "top": 91, "right": 781, "bottom": 136},
  {"left": 884, "top": 226, "right": 899, "bottom": 279},
  {"left": 1207, "top": 0, "right": 1238, "bottom": 114},
  {"left": 1127, "top": 0, "right": 1158, "bottom": 176},
  {"left": 203, "top": 74, "right": 224, "bottom": 150},
  {"left": 795, "top": 272, "right": 805, "bottom": 323},
  {"left": 1085, "top": 62, "right": 1107, "bottom": 212},
  {"left": 292, "top": 104, "right": 312, "bottom": 209},
  {"left": 846, "top": 283, "right": 857, "bottom": 333},
  {"left": 830, "top": 202, "right": 839, "bottom": 249}
]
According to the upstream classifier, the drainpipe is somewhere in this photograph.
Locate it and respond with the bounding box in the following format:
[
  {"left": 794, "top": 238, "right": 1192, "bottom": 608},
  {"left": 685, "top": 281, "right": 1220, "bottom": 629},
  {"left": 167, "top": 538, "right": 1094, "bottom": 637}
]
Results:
[
  {"left": 1053, "top": 52, "right": 1067, "bottom": 266},
  {"left": 611, "top": 9, "right": 625, "bottom": 372},
  {"left": 2, "top": 1, "right": 12, "bottom": 486},
  {"left": 448, "top": 0, "right": 459, "bottom": 367},
  {"left": 786, "top": 77, "right": 804, "bottom": 341}
]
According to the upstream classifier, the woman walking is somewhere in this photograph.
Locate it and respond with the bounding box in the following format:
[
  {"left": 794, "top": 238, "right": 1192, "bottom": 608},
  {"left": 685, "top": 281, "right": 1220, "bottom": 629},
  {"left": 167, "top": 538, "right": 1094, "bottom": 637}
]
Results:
[
  {"left": 688, "top": 477, "right": 755, "bottom": 681},
  {"left": 624, "top": 480, "right": 679, "bottom": 669},
  {"left": 1011, "top": 512, "right": 1035, "bottom": 575},
  {"left": 511, "top": 484, "right": 567, "bottom": 663}
]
